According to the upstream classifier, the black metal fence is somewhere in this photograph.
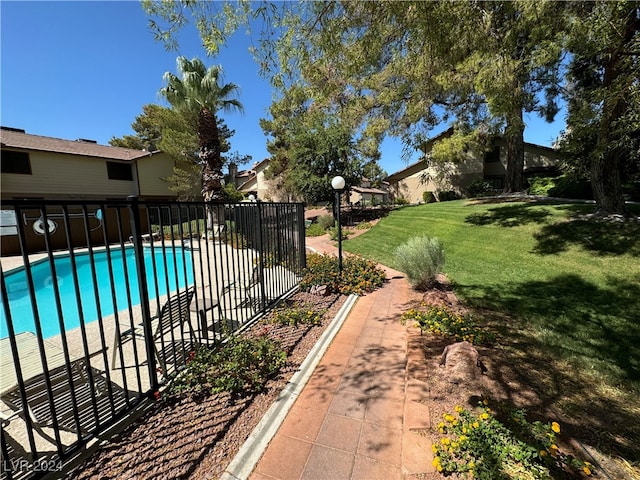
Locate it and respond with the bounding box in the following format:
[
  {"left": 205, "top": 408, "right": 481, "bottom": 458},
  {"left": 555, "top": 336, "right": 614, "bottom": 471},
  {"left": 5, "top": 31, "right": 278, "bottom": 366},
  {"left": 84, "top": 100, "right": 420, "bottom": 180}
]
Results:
[{"left": 0, "top": 198, "right": 306, "bottom": 479}]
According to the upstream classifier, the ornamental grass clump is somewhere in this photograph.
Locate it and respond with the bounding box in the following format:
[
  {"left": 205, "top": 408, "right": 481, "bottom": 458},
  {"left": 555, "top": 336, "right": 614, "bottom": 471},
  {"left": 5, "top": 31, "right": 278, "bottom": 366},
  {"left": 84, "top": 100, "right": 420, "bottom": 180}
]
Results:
[
  {"left": 432, "top": 401, "right": 595, "bottom": 479},
  {"left": 401, "top": 305, "right": 494, "bottom": 345},
  {"left": 394, "top": 235, "right": 444, "bottom": 290},
  {"left": 299, "top": 253, "right": 385, "bottom": 295}
]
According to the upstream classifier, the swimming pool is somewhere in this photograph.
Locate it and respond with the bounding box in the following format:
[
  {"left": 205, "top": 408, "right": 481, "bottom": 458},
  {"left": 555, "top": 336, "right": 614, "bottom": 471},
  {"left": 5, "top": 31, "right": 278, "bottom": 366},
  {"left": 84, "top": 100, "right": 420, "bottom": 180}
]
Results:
[{"left": 1, "top": 247, "right": 194, "bottom": 339}]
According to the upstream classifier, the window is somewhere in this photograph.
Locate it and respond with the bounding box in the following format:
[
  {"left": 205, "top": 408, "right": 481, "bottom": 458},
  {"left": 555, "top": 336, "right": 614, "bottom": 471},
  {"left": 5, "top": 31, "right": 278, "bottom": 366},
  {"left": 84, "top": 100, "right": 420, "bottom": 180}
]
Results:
[
  {"left": 484, "top": 146, "right": 500, "bottom": 163},
  {"left": 1, "top": 150, "right": 32, "bottom": 174},
  {"left": 106, "top": 161, "right": 133, "bottom": 181}
]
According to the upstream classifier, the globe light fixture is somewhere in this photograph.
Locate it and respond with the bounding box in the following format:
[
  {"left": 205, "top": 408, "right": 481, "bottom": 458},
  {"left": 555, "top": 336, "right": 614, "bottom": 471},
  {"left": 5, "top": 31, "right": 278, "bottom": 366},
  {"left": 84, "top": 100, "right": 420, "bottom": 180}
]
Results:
[{"left": 331, "top": 176, "right": 346, "bottom": 274}]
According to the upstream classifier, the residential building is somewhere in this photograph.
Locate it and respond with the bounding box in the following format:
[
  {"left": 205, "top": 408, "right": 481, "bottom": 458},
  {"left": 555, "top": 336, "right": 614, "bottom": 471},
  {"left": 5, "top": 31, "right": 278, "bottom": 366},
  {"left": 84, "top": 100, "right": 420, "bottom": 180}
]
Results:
[
  {"left": 385, "top": 131, "right": 562, "bottom": 204},
  {"left": 0, "top": 127, "right": 178, "bottom": 255},
  {"left": 348, "top": 178, "right": 389, "bottom": 206},
  {"left": 1, "top": 127, "right": 177, "bottom": 201}
]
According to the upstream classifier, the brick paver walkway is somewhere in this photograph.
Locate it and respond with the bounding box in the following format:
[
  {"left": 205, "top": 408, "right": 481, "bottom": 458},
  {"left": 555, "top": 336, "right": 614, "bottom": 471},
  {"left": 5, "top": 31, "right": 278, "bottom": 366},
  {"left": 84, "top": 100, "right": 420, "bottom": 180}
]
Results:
[{"left": 249, "top": 235, "right": 436, "bottom": 479}]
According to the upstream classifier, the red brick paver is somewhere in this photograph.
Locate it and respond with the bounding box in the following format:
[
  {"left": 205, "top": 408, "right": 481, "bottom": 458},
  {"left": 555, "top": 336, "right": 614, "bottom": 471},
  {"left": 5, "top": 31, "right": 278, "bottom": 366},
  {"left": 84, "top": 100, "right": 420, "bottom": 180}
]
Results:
[{"left": 249, "top": 234, "right": 435, "bottom": 479}]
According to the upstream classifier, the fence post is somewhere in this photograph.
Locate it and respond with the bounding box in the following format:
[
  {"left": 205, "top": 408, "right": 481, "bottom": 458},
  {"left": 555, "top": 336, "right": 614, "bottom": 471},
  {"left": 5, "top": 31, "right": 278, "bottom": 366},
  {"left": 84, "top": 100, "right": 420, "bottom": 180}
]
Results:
[
  {"left": 255, "top": 202, "right": 267, "bottom": 310},
  {"left": 127, "top": 196, "right": 159, "bottom": 392},
  {"left": 297, "top": 203, "right": 306, "bottom": 271}
]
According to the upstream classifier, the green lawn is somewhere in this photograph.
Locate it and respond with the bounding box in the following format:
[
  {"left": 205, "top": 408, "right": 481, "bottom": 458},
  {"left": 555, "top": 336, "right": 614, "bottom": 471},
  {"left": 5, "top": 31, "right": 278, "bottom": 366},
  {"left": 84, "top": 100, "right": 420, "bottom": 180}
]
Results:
[{"left": 344, "top": 199, "right": 640, "bottom": 462}]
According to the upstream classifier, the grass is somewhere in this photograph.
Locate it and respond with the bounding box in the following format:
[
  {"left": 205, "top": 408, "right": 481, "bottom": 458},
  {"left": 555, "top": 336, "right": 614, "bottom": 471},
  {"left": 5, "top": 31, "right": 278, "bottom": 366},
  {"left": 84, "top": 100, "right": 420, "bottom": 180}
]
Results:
[{"left": 343, "top": 199, "right": 640, "bottom": 464}]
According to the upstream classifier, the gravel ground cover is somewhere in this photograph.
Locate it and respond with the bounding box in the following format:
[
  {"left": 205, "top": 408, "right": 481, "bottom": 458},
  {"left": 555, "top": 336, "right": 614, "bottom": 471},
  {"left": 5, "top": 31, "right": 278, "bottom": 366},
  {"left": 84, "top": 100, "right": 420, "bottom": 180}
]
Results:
[{"left": 69, "top": 291, "right": 345, "bottom": 480}]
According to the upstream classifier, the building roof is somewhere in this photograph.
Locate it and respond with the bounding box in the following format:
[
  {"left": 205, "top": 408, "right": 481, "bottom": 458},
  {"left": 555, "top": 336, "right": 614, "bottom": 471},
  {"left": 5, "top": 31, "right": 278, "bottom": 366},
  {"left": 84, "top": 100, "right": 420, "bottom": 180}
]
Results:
[
  {"left": 0, "top": 127, "right": 154, "bottom": 161},
  {"left": 352, "top": 186, "right": 388, "bottom": 195}
]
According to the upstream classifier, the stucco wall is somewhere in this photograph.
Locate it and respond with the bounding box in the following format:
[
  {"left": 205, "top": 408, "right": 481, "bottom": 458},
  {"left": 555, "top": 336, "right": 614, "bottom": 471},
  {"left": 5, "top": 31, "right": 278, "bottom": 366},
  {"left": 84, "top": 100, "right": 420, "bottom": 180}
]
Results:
[
  {"left": 136, "top": 152, "right": 177, "bottom": 198},
  {"left": 1, "top": 150, "right": 136, "bottom": 199}
]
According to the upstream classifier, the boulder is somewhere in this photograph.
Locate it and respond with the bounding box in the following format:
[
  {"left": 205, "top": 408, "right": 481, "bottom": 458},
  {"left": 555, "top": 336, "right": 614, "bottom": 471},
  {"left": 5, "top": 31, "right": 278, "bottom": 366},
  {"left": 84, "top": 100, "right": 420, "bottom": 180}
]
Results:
[{"left": 440, "top": 341, "right": 487, "bottom": 384}]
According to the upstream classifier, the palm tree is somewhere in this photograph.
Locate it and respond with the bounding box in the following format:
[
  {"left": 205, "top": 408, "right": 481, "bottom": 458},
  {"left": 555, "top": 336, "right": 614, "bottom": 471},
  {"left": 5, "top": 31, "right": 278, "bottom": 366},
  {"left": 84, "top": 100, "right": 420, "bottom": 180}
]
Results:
[{"left": 160, "top": 56, "right": 243, "bottom": 202}]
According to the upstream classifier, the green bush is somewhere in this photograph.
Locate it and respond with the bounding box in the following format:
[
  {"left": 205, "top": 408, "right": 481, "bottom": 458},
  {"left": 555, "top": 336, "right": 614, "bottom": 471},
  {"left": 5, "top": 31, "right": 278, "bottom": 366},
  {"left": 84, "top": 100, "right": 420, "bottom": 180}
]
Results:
[
  {"left": 328, "top": 226, "right": 349, "bottom": 241},
  {"left": 394, "top": 235, "right": 445, "bottom": 290},
  {"left": 549, "top": 175, "right": 593, "bottom": 199},
  {"left": 395, "top": 197, "right": 409, "bottom": 205},
  {"left": 527, "top": 176, "right": 556, "bottom": 196},
  {"left": 528, "top": 175, "right": 593, "bottom": 200},
  {"left": 400, "top": 305, "right": 494, "bottom": 345},
  {"left": 305, "top": 223, "right": 326, "bottom": 237},
  {"left": 299, "top": 253, "right": 386, "bottom": 295},
  {"left": 423, "top": 191, "right": 437, "bottom": 203},
  {"left": 165, "top": 335, "right": 286, "bottom": 397},
  {"left": 268, "top": 303, "right": 325, "bottom": 326},
  {"left": 317, "top": 214, "right": 335, "bottom": 230},
  {"left": 438, "top": 190, "right": 461, "bottom": 202},
  {"left": 466, "top": 179, "right": 495, "bottom": 198}
]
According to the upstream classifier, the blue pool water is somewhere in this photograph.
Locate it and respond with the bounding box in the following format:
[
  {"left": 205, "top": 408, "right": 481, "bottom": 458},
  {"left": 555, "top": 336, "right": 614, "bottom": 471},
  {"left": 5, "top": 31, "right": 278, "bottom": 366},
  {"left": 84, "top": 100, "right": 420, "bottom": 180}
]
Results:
[{"left": 1, "top": 247, "right": 193, "bottom": 339}]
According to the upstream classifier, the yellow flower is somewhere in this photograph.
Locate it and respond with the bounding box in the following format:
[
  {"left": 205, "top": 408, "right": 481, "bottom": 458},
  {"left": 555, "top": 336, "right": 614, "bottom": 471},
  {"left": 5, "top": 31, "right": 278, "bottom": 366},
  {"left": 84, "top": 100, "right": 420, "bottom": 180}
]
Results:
[
  {"left": 549, "top": 444, "right": 558, "bottom": 457},
  {"left": 440, "top": 437, "right": 450, "bottom": 445},
  {"left": 432, "top": 457, "right": 441, "bottom": 467},
  {"left": 479, "top": 412, "right": 490, "bottom": 420},
  {"left": 583, "top": 466, "right": 592, "bottom": 476},
  {"left": 472, "top": 421, "right": 480, "bottom": 429},
  {"left": 444, "top": 413, "right": 455, "bottom": 423},
  {"left": 540, "top": 450, "right": 547, "bottom": 457},
  {"left": 551, "top": 422, "right": 561, "bottom": 433},
  {"left": 455, "top": 405, "right": 463, "bottom": 413},
  {"left": 432, "top": 444, "right": 438, "bottom": 454}
]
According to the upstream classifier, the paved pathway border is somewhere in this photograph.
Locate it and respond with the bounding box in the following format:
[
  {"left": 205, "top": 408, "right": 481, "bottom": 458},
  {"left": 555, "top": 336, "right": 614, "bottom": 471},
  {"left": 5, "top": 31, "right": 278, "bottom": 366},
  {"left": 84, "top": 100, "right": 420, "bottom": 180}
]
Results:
[{"left": 222, "top": 294, "right": 359, "bottom": 480}]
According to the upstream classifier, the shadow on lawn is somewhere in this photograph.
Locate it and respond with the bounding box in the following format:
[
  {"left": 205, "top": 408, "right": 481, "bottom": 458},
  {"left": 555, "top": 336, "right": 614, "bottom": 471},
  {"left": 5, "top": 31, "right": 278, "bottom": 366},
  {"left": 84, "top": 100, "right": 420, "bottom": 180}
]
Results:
[
  {"left": 465, "top": 203, "right": 554, "bottom": 228},
  {"left": 455, "top": 273, "right": 640, "bottom": 461},
  {"left": 465, "top": 201, "right": 640, "bottom": 256},
  {"left": 533, "top": 216, "right": 640, "bottom": 256}
]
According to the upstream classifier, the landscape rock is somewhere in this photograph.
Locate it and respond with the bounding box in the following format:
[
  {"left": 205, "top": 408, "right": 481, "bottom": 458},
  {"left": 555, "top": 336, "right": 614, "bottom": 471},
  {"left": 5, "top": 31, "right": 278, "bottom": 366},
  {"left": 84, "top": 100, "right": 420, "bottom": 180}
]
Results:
[{"left": 439, "top": 341, "right": 487, "bottom": 384}]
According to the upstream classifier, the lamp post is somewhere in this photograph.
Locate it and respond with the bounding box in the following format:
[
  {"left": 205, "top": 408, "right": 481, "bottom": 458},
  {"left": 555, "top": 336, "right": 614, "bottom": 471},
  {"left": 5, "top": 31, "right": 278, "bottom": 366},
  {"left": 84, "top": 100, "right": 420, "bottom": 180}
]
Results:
[{"left": 331, "top": 175, "right": 346, "bottom": 274}]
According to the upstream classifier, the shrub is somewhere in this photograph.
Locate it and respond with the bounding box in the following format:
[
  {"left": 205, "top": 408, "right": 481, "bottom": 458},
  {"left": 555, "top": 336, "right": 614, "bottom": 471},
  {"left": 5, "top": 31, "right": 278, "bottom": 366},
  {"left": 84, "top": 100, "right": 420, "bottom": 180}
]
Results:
[
  {"left": 466, "top": 179, "right": 495, "bottom": 198},
  {"left": 394, "top": 236, "right": 445, "bottom": 290},
  {"left": 528, "top": 176, "right": 556, "bottom": 196},
  {"left": 549, "top": 175, "right": 593, "bottom": 199},
  {"left": 356, "top": 221, "right": 373, "bottom": 230},
  {"left": 305, "top": 223, "right": 326, "bottom": 237},
  {"left": 395, "top": 197, "right": 409, "bottom": 205},
  {"left": 433, "top": 401, "right": 594, "bottom": 478},
  {"left": 328, "top": 226, "right": 349, "bottom": 241},
  {"left": 423, "top": 191, "right": 437, "bottom": 203},
  {"left": 268, "top": 303, "right": 325, "bottom": 326},
  {"left": 438, "top": 190, "right": 460, "bottom": 202},
  {"left": 317, "top": 214, "right": 335, "bottom": 230},
  {"left": 165, "top": 335, "right": 287, "bottom": 397},
  {"left": 299, "top": 253, "right": 386, "bottom": 295},
  {"left": 528, "top": 175, "right": 593, "bottom": 200},
  {"left": 401, "top": 305, "right": 494, "bottom": 345}
]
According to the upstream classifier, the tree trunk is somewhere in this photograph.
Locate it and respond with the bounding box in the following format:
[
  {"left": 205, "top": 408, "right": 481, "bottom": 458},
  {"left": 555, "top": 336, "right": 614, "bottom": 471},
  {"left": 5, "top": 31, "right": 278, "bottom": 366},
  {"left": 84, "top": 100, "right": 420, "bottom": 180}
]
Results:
[
  {"left": 198, "top": 108, "right": 224, "bottom": 202},
  {"left": 503, "top": 109, "right": 525, "bottom": 193},
  {"left": 591, "top": 152, "right": 626, "bottom": 215},
  {"left": 590, "top": 5, "right": 634, "bottom": 216}
]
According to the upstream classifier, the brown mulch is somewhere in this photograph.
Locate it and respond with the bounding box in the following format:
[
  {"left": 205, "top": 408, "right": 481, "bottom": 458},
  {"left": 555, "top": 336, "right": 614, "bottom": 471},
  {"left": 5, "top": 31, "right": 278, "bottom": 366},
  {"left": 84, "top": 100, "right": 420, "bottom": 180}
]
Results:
[{"left": 69, "top": 292, "right": 345, "bottom": 480}]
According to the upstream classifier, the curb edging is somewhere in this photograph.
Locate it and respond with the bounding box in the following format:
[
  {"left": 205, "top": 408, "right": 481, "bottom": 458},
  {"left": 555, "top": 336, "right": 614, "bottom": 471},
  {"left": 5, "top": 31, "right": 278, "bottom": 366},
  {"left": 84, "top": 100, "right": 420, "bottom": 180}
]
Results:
[{"left": 221, "top": 293, "right": 359, "bottom": 480}]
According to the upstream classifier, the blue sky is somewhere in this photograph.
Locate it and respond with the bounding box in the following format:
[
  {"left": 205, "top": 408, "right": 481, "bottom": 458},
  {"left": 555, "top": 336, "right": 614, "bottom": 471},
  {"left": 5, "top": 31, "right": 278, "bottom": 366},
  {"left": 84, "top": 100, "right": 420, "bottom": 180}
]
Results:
[{"left": 1, "top": 1, "right": 566, "bottom": 176}]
